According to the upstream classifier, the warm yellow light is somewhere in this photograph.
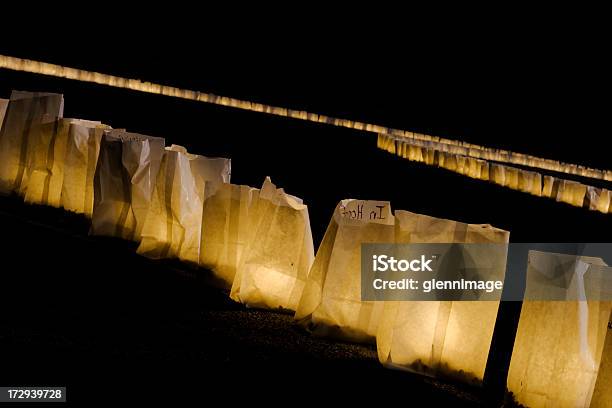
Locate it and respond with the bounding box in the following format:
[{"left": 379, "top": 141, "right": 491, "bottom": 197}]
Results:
[
  {"left": 507, "top": 251, "right": 612, "bottom": 408},
  {"left": 379, "top": 133, "right": 611, "bottom": 213},
  {"left": 230, "top": 177, "right": 314, "bottom": 311}
]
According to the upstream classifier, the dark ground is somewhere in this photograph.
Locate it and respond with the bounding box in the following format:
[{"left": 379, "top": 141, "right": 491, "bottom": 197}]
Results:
[{"left": 0, "top": 47, "right": 609, "bottom": 406}]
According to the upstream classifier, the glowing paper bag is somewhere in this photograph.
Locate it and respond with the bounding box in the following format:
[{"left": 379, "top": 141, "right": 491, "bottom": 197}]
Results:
[
  {"left": 199, "top": 183, "right": 258, "bottom": 288},
  {"left": 507, "top": 251, "right": 612, "bottom": 408},
  {"left": 585, "top": 187, "right": 611, "bottom": 214},
  {"left": 556, "top": 179, "right": 587, "bottom": 207},
  {"left": 21, "top": 119, "right": 101, "bottom": 206},
  {"left": 0, "top": 91, "right": 64, "bottom": 195},
  {"left": 381, "top": 135, "right": 396, "bottom": 154},
  {"left": 541, "top": 175, "right": 558, "bottom": 198},
  {"left": 424, "top": 148, "right": 436, "bottom": 165},
  {"left": 518, "top": 169, "right": 542, "bottom": 196},
  {"left": 90, "top": 130, "right": 165, "bottom": 241},
  {"left": 408, "top": 145, "right": 424, "bottom": 162},
  {"left": 164, "top": 145, "right": 230, "bottom": 200},
  {"left": 137, "top": 145, "right": 230, "bottom": 264},
  {"left": 376, "top": 211, "right": 509, "bottom": 383},
  {"left": 440, "top": 153, "right": 458, "bottom": 172},
  {"left": 401, "top": 142, "right": 410, "bottom": 159},
  {"left": 0, "top": 99, "right": 7, "bottom": 127},
  {"left": 491, "top": 163, "right": 506, "bottom": 186},
  {"left": 466, "top": 157, "right": 481, "bottom": 179},
  {"left": 504, "top": 166, "right": 519, "bottom": 190},
  {"left": 61, "top": 123, "right": 109, "bottom": 216},
  {"left": 397, "top": 141, "right": 406, "bottom": 158},
  {"left": 295, "top": 199, "right": 394, "bottom": 342},
  {"left": 456, "top": 155, "right": 468, "bottom": 175},
  {"left": 479, "top": 160, "right": 490, "bottom": 181},
  {"left": 591, "top": 314, "right": 612, "bottom": 407},
  {"left": 230, "top": 177, "right": 314, "bottom": 311},
  {"left": 383, "top": 135, "right": 395, "bottom": 154},
  {"left": 376, "top": 134, "right": 385, "bottom": 149}
]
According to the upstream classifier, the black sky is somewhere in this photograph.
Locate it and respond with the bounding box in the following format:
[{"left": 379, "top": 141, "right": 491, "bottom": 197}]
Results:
[{"left": 1, "top": 11, "right": 608, "bottom": 169}]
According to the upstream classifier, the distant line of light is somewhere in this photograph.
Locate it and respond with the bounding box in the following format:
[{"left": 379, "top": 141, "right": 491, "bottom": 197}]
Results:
[
  {"left": 1, "top": 54, "right": 610, "bottom": 182},
  {"left": 378, "top": 133, "right": 611, "bottom": 213}
]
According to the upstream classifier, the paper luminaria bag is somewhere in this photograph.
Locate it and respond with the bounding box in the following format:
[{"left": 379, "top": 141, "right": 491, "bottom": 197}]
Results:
[
  {"left": 295, "top": 199, "right": 394, "bottom": 343},
  {"left": 507, "top": 251, "right": 612, "bottom": 408},
  {"left": 199, "top": 182, "right": 258, "bottom": 288},
  {"left": 517, "top": 169, "right": 542, "bottom": 196},
  {"left": 555, "top": 179, "right": 587, "bottom": 207},
  {"left": 376, "top": 211, "right": 510, "bottom": 384},
  {"left": 137, "top": 145, "right": 231, "bottom": 264},
  {"left": 60, "top": 122, "right": 110, "bottom": 216},
  {"left": 585, "top": 186, "right": 611, "bottom": 214},
  {"left": 20, "top": 118, "right": 102, "bottom": 207},
  {"left": 0, "top": 91, "right": 64, "bottom": 195},
  {"left": 591, "top": 315, "right": 612, "bottom": 407},
  {"left": 0, "top": 99, "right": 8, "bottom": 130},
  {"left": 90, "top": 130, "right": 165, "bottom": 241},
  {"left": 230, "top": 177, "right": 314, "bottom": 311}
]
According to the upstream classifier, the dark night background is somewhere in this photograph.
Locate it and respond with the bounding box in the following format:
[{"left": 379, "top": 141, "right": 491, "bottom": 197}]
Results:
[{"left": 0, "top": 12, "right": 609, "bottom": 406}]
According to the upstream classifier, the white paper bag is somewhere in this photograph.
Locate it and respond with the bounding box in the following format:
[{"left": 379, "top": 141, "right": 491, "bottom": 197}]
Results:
[
  {"left": 591, "top": 314, "right": 612, "bottom": 407},
  {"left": 504, "top": 166, "right": 519, "bottom": 190},
  {"left": 137, "top": 145, "right": 230, "bottom": 264},
  {"left": 199, "top": 183, "right": 258, "bottom": 288},
  {"left": 230, "top": 177, "right": 314, "bottom": 311},
  {"left": 424, "top": 148, "right": 436, "bottom": 165},
  {"left": 479, "top": 160, "right": 490, "bottom": 181},
  {"left": 586, "top": 186, "right": 611, "bottom": 214},
  {"left": 295, "top": 199, "right": 394, "bottom": 342},
  {"left": 376, "top": 211, "right": 509, "bottom": 383},
  {"left": 542, "top": 175, "right": 557, "bottom": 198},
  {"left": 556, "top": 179, "right": 587, "bottom": 207},
  {"left": 0, "top": 91, "right": 64, "bottom": 195},
  {"left": 440, "top": 152, "right": 458, "bottom": 172},
  {"left": 465, "top": 157, "right": 483, "bottom": 179},
  {"left": 0, "top": 98, "right": 8, "bottom": 129},
  {"left": 507, "top": 251, "right": 612, "bottom": 408},
  {"left": 456, "top": 155, "right": 468, "bottom": 175},
  {"left": 518, "top": 169, "right": 542, "bottom": 196},
  {"left": 61, "top": 123, "right": 109, "bottom": 216},
  {"left": 490, "top": 163, "right": 506, "bottom": 186},
  {"left": 21, "top": 118, "right": 101, "bottom": 206},
  {"left": 90, "top": 130, "right": 165, "bottom": 241}
]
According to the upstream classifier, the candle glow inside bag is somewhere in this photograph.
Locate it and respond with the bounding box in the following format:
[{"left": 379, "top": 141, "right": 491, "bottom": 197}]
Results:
[
  {"left": 507, "top": 251, "right": 612, "bottom": 408},
  {"left": 22, "top": 118, "right": 101, "bottom": 206},
  {"left": 295, "top": 199, "right": 394, "bottom": 343},
  {"left": 199, "top": 183, "right": 258, "bottom": 288},
  {"left": 591, "top": 313, "right": 612, "bottom": 407},
  {"left": 0, "top": 99, "right": 8, "bottom": 130},
  {"left": 231, "top": 177, "right": 314, "bottom": 311},
  {"left": 137, "top": 145, "right": 230, "bottom": 264},
  {"left": 90, "top": 130, "right": 165, "bottom": 241},
  {"left": 376, "top": 211, "right": 509, "bottom": 383},
  {"left": 0, "top": 91, "right": 64, "bottom": 195}
]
